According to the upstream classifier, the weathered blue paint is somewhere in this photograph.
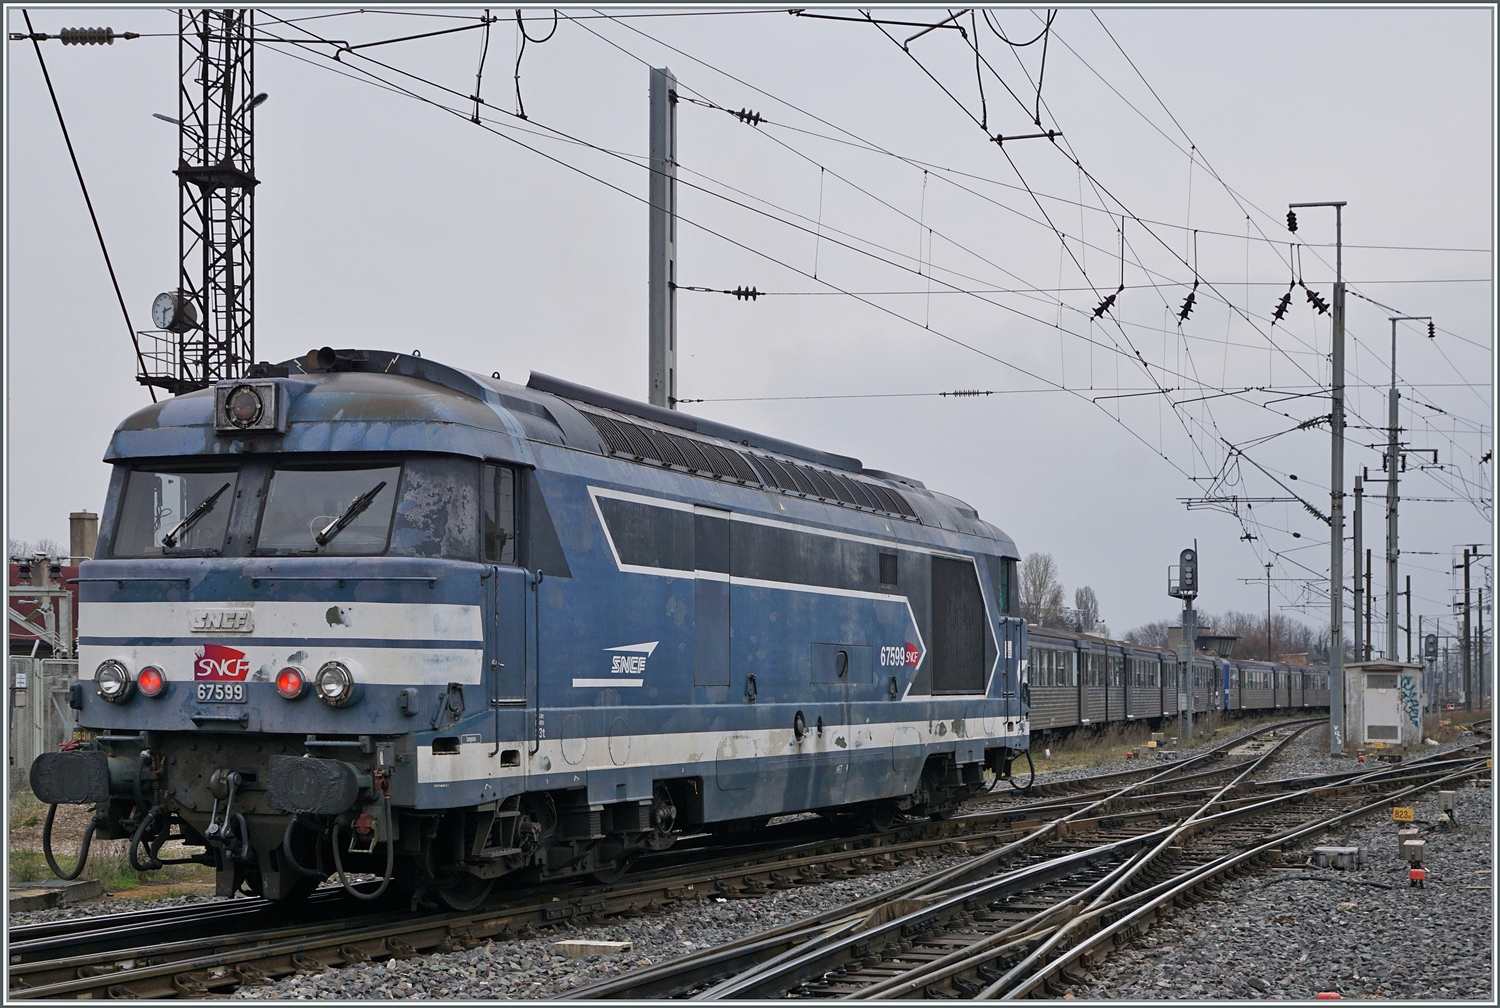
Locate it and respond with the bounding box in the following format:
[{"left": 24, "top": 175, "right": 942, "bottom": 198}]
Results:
[{"left": 81, "top": 350, "right": 1030, "bottom": 828}]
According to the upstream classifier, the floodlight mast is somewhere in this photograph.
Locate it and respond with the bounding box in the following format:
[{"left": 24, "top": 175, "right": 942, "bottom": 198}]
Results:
[{"left": 140, "top": 9, "right": 259, "bottom": 395}]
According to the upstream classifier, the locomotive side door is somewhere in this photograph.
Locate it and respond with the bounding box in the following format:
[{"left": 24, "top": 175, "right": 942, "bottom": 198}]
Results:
[
  {"left": 481, "top": 463, "right": 529, "bottom": 758},
  {"left": 485, "top": 567, "right": 528, "bottom": 703}
]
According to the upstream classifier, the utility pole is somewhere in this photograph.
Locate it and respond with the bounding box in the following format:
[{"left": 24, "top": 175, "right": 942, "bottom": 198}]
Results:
[
  {"left": 1290, "top": 200, "right": 1347, "bottom": 754},
  {"left": 1420, "top": 615, "right": 1428, "bottom": 706},
  {"left": 1405, "top": 575, "right": 1412, "bottom": 663},
  {"left": 1386, "top": 316, "right": 1429, "bottom": 660},
  {"left": 647, "top": 66, "right": 678, "bottom": 410},
  {"left": 1461, "top": 548, "right": 1472, "bottom": 710},
  {"left": 1353, "top": 473, "right": 1364, "bottom": 660},
  {"left": 1265, "top": 562, "right": 1273, "bottom": 660},
  {"left": 142, "top": 9, "right": 261, "bottom": 395},
  {"left": 1477, "top": 585, "right": 1485, "bottom": 708},
  {"left": 1365, "top": 548, "right": 1374, "bottom": 660}
]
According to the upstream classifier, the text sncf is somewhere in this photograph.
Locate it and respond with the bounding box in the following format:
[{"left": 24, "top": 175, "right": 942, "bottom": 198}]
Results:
[{"left": 195, "top": 643, "right": 250, "bottom": 681}]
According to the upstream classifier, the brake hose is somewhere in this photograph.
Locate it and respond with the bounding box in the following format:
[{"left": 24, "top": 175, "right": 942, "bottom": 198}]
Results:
[
  {"left": 42, "top": 803, "right": 98, "bottom": 881},
  {"left": 128, "top": 806, "right": 166, "bottom": 872},
  {"left": 330, "top": 794, "right": 394, "bottom": 900},
  {"left": 282, "top": 817, "right": 328, "bottom": 879},
  {"left": 1008, "top": 748, "right": 1036, "bottom": 794}
]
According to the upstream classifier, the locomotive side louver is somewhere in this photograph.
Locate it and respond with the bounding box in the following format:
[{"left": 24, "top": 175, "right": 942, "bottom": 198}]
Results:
[{"left": 576, "top": 406, "right": 918, "bottom": 520}]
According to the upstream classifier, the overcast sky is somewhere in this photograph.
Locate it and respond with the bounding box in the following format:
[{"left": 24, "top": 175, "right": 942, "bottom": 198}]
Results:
[{"left": 5, "top": 4, "right": 1493, "bottom": 640}]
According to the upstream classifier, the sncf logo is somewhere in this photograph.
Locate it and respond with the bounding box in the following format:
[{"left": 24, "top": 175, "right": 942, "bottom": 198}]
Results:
[
  {"left": 195, "top": 643, "right": 250, "bottom": 681},
  {"left": 189, "top": 608, "right": 253, "bottom": 633},
  {"left": 881, "top": 643, "right": 921, "bottom": 667}
]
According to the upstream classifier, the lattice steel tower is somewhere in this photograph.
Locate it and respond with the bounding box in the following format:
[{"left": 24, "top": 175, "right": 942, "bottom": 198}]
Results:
[{"left": 140, "top": 9, "right": 260, "bottom": 395}]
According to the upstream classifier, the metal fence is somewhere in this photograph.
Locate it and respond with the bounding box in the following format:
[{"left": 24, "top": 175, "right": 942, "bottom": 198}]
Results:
[{"left": 9, "top": 657, "right": 80, "bottom": 788}]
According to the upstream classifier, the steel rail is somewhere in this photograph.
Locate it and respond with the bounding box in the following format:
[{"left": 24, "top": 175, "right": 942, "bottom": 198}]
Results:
[
  {"left": 571, "top": 719, "right": 1324, "bottom": 999},
  {"left": 857, "top": 728, "right": 1483, "bottom": 1000},
  {"left": 753, "top": 755, "right": 1492, "bottom": 1001},
  {"left": 6, "top": 780, "right": 1244, "bottom": 999},
  {"left": 696, "top": 722, "right": 1319, "bottom": 1000},
  {"left": 993, "top": 758, "right": 1493, "bottom": 999},
  {"left": 5, "top": 718, "right": 1325, "bottom": 999}
]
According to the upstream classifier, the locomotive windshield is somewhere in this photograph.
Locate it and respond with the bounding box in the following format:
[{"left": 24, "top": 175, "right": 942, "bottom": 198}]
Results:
[
  {"left": 112, "top": 467, "right": 240, "bottom": 556},
  {"left": 255, "top": 464, "right": 400, "bottom": 555}
]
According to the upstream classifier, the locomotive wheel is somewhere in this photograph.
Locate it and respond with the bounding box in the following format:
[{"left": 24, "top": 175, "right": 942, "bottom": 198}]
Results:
[
  {"left": 432, "top": 873, "right": 494, "bottom": 912},
  {"left": 590, "top": 852, "right": 639, "bottom": 885},
  {"left": 266, "top": 873, "right": 322, "bottom": 904},
  {"left": 860, "top": 800, "right": 906, "bottom": 833}
]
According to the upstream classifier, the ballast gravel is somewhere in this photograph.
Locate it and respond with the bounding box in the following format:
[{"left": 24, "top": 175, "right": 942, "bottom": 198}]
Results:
[
  {"left": 231, "top": 852, "right": 974, "bottom": 1000},
  {"left": 7, "top": 891, "right": 222, "bottom": 928},
  {"left": 1079, "top": 745, "right": 1493, "bottom": 1000}
]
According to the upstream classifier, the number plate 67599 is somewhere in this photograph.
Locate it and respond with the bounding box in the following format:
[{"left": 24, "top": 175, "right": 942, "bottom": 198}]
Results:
[{"left": 196, "top": 682, "right": 246, "bottom": 703}]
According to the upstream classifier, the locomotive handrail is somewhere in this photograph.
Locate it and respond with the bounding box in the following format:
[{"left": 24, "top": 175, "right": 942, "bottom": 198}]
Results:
[
  {"left": 68, "top": 577, "right": 192, "bottom": 585},
  {"left": 242, "top": 574, "right": 437, "bottom": 586},
  {"left": 191, "top": 713, "right": 250, "bottom": 727}
]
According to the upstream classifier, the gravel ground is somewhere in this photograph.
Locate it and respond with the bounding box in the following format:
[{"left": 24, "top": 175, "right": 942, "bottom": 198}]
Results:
[
  {"left": 8, "top": 890, "right": 223, "bottom": 928},
  {"left": 14, "top": 719, "right": 1487, "bottom": 1001},
  {"left": 232, "top": 851, "right": 974, "bottom": 1000},
  {"left": 1079, "top": 767, "right": 1493, "bottom": 1000}
]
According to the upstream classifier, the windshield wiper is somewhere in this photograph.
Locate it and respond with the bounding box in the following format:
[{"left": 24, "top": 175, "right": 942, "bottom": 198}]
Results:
[
  {"left": 315, "top": 480, "right": 388, "bottom": 549},
  {"left": 161, "top": 482, "right": 232, "bottom": 549}
]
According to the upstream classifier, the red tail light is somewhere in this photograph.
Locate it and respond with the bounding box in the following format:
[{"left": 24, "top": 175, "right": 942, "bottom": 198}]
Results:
[
  {"left": 136, "top": 666, "right": 165, "bottom": 698},
  {"left": 276, "top": 666, "right": 307, "bottom": 699}
]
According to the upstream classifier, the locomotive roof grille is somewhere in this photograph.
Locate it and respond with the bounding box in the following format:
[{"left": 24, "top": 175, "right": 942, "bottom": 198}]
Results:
[{"left": 574, "top": 405, "right": 919, "bottom": 521}]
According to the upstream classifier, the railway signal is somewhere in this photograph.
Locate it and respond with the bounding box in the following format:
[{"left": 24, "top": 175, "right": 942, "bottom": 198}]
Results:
[{"left": 1169, "top": 543, "right": 1200, "bottom": 741}]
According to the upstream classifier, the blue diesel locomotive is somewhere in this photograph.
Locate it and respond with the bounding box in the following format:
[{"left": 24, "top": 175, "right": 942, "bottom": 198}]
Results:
[{"left": 31, "top": 349, "right": 1029, "bottom": 908}]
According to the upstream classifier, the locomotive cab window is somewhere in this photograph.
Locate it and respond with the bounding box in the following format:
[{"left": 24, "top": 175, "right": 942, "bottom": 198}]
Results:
[
  {"left": 482, "top": 463, "right": 519, "bottom": 564},
  {"left": 254, "top": 464, "right": 400, "bottom": 555},
  {"left": 112, "top": 466, "right": 240, "bottom": 556}
]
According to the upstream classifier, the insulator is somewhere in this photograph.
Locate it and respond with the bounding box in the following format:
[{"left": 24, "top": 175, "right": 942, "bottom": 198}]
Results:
[
  {"left": 1092, "top": 291, "right": 1118, "bottom": 319},
  {"left": 1271, "top": 289, "right": 1293, "bottom": 323},
  {"left": 60, "top": 27, "right": 115, "bottom": 45},
  {"left": 732, "top": 108, "right": 763, "bottom": 126},
  {"left": 1428, "top": 321, "right": 1436, "bottom": 338},
  {"left": 731, "top": 286, "right": 760, "bottom": 301},
  {"left": 1286, "top": 210, "right": 1298, "bottom": 233},
  {"left": 1304, "top": 287, "right": 1329, "bottom": 315},
  {"left": 1177, "top": 290, "right": 1196, "bottom": 322}
]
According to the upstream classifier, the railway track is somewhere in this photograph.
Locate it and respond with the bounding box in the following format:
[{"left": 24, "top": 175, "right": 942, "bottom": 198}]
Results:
[
  {"left": 570, "top": 735, "right": 1491, "bottom": 1000},
  {"left": 0, "top": 718, "right": 1387, "bottom": 1000}
]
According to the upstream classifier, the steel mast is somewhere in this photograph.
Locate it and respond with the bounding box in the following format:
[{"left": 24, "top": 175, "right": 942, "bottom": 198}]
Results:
[{"left": 140, "top": 9, "right": 260, "bottom": 395}]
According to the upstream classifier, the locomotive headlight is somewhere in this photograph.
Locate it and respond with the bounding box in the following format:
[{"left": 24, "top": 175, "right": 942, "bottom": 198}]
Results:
[
  {"left": 94, "top": 660, "right": 133, "bottom": 703},
  {"left": 276, "top": 666, "right": 308, "bottom": 700},
  {"left": 224, "top": 384, "right": 265, "bottom": 428},
  {"left": 314, "top": 661, "right": 356, "bottom": 707},
  {"left": 136, "top": 665, "right": 166, "bottom": 698}
]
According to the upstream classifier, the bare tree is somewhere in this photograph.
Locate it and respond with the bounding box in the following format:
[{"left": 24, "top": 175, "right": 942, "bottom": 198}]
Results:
[
  {"left": 1126, "top": 610, "right": 1319, "bottom": 661},
  {"left": 1020, "top": 552, "right": 1066, "bottom": 627},
  {"left": 8, "top": 539, "right": 29, "bottom": 561},
  {"left": 1124, "top": 620, "right": 1174, "bottom": 648},
  {"left": 34, "top": 538, "right": 62, "bottom": 557},
  {"left": 1071, "top": 586, "right": 1101, "bottom": 633}
]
